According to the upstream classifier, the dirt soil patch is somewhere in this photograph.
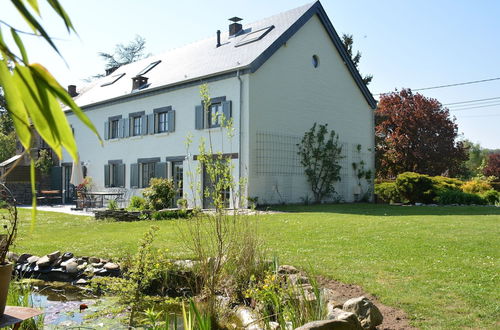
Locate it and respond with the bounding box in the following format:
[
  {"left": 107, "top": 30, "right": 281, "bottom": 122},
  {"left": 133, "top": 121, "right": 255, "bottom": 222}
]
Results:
[{"left": 318, "top": 276, "right": 417, "bottom": 330}]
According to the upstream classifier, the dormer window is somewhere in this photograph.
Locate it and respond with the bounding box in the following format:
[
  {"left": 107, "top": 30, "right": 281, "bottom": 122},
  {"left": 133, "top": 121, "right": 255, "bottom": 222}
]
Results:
[
  {"left": 235, "top": 25, "right": 274, "bottom": 47},
  {"left": 137, "top": 60, "right": 161, "bottom": 76},
  {"left": 101, "top": 73, "right": 125, "bottom": 87}
]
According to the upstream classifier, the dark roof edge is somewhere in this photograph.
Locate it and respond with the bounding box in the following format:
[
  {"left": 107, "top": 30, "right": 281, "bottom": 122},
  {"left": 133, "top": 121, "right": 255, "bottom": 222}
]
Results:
[
  {"left": 249, "top": 1, "right": 377, "bottom": 109},
  {"left": 68, "top": 68, "right": 251, "bottom": 113}
]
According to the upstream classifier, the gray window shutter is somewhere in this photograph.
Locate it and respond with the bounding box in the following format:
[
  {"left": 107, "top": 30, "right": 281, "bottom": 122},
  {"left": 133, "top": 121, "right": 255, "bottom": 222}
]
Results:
[
  {"left": 50, "top": 166, "right": 62, "bottom": 191},
  {"left": 118, "top": 119, "right": 124, "bottom": 138},
  {"left": 147, "top": 114, "right": 154, "bottom": 135},
  {"left": 123, "top": 118, "right": 130, "bottom": 137},
  {"left": 155, "top": 162, "right": 167, "bottom": 179},
  {"left": 154, "top": 113, "right": 159, "bottom": 133},
  {"left": 195, "top": 105, "right": 204, "bottom": 129},
  {"left": 222, "top": 100, "right": 232, "bottom": 121},
  {"left": 141, "top": 115, "right": 148, "bottom": 136},
  {"left": 117, "top": 164, "right": 126, "bottom": 187},
  {"left": 130, "top": 163, "right": 139, "bottom": 188},
  {"left": 168, "top": 110, "right": 175, "bottom": 132},
  {"left": 104, "top": 121, "right": 109, "bottom": 140},
  {"left": 104, "top": 164, "right": 110, "bottom": 187}
]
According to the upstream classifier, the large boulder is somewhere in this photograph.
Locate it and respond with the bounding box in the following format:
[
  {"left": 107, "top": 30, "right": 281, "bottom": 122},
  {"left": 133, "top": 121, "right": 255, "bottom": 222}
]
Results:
[
  {"left": 327, "top": 308, "right": 363, "bottom": 330},
  {"left": 342, "top": 297, "right": 383, "bottom": 329},
  {"left": 234, "top": 306, "right": 263, "bottom": 330},
  {"left": 296, "top": 319, "right": 361, "bottom": 330}
]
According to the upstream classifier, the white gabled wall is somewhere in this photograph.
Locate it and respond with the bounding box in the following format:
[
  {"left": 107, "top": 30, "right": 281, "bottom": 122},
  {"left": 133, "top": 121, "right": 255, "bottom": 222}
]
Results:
[
  {"left": 247, "top": 14, "right": 375, "bottom": 204},
  {"left": 64, "top": 75, "right": 250, "bottom": 207}
]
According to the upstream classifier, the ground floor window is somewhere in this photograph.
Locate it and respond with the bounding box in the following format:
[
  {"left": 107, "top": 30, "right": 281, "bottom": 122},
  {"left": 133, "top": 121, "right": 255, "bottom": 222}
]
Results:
[
  {"left": 141, "top": 162, "right": 156, "bottom": 188},
  {"left": 172, "top": 161, "right": 183, "bottom": 200}
]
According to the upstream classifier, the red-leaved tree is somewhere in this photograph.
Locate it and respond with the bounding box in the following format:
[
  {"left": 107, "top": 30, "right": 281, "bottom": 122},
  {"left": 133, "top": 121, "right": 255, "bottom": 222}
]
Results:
[
  {"left": 375, "top": 89, "right": 467, "bottom": 178},
  {"left": 483, "top": 153, "right": 500, "bottom": 178}
]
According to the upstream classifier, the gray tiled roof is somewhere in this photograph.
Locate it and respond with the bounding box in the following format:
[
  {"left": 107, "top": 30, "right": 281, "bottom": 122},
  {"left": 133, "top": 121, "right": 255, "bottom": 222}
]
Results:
[{"left": 73, "top": 1, "right": 376, "bottom": 109}]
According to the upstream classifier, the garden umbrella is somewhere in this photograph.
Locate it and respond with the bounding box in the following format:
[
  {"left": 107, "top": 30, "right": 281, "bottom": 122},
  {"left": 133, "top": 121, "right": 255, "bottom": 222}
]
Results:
[{"left": 70, "top": 156, "right": 84, "bottom": 186}]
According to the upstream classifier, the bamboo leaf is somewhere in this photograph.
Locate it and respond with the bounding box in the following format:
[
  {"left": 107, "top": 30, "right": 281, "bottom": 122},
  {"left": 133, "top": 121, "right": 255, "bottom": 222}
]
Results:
[
  {"left": 10, "top": 28, "right": 29, "bottom": 63},
  {"left": 11, "top": 0, "right": 62, "bottom": 59},
  {"left": 46, "top": 0, "right": 76, "bottom": 34},
  {"left": 0, "top": 60, "right": 31, "bottom": 150},
  {"left": 27, "top": 0, "right": 40, "bottom": 15},
  {"left": 30, "top": 63, "right": 102, "bottom": 144},
  {"left": 14, "top": 64, "right": 63, "bottom": 157}
]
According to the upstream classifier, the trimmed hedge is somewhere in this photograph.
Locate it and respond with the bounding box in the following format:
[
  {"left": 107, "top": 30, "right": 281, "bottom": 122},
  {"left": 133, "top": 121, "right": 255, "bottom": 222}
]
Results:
[
  {"left": 436, "top": 190, "right": 486, "bottom": 205},
  {"left": 375, "top": 172, "right": 498, "bottom": 205}
]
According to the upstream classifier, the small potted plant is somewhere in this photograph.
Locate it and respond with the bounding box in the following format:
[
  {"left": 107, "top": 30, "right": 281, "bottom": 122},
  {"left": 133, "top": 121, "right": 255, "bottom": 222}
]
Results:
[{"left": 0, "top": 183, "right": 18, "bottom": 317}]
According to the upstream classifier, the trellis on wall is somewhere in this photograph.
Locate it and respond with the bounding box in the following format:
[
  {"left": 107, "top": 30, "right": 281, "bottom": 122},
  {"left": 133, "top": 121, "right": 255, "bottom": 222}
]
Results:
[{"left": 255, "top": 131, "right": 303, "bottom": 176}]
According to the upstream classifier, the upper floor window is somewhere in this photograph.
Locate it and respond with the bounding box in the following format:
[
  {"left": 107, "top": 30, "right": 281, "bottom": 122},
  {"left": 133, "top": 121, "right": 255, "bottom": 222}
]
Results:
[
  {"left": 104, "top": 115, "right": 122, "bottom": 140},
  {"left": 129, "top": 111, "right": 145, "bottom": 137},
  {"left": 195, "top": 97, "right": 232, "bottom": 130},
  {"left": 110, "top": 119, "right": 119, "bottom": 139},
  {"left": 153, "top": 106, "right": 175, "bottom": 134},
  {"left": 132, "top": 116, "right": 142, "bottom": 136},
  {"left": 158, "top": 112, "right": 168, "bottom": 133}
]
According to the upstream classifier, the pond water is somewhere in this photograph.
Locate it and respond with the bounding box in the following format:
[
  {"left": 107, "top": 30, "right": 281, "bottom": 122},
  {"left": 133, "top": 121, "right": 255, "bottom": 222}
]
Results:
[{"left": 26, "top": 281, "right": 130, "bottom": 328}]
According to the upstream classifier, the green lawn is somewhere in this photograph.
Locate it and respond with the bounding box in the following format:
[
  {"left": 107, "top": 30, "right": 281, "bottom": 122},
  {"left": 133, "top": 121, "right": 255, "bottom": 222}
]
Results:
[{"left": 13, "top": 204, "right": 500, "bottom": 329}]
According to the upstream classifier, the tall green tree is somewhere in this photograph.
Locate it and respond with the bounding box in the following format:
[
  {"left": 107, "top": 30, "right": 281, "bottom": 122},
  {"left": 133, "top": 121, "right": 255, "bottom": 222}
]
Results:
[{"left": 341, "top": 33, "right": 373, "bottom": 85}]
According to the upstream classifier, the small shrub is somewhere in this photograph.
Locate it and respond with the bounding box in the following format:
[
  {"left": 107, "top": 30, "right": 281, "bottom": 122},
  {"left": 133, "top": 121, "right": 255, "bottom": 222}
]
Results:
[
  {"left": 177, "top": 198, "right": 188, "bottom": 209},
  {"left": 436, "top": 190, "right": 486, "bottom": 205},
  {"left": 395, "top": 172, "right": 435, "bottom": 204},
  {"left": 143, "top": 178, "right": 176, "bottom": 211},
  {"left": 108, "top": 199, "right": 118, "bottom": 210},
  {"left": 374, "top": 182, "right": 400, "bottom": 203},
  {"left": 462, "top": 179, "right": 492, "bottom": 194},
  {"left": 432, "top": 176, "right": 463, "bottom": 192},
  {"left": 480, "top": 189, "right": 500, "bottom": 205},
  {"left": 151, "top": 209, "right": 191, "bottom": 220},
  {"left": 128, "top": 196, "right": 147, "bottom": 211}
]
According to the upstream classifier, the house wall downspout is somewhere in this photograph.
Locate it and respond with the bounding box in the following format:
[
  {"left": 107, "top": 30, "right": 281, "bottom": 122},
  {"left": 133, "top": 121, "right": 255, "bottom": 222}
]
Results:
[{"left": 237, "top": 70, "right": 243, "bottom": 207}]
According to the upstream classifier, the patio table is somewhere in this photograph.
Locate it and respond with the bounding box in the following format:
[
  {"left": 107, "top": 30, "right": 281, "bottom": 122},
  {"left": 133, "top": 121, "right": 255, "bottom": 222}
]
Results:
[{"left": 81, "top": 191, "right": 124, "bottom": 209}]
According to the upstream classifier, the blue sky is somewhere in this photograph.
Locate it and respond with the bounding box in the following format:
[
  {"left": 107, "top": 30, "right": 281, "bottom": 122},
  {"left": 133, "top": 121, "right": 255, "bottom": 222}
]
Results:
[{"left": 3, "top": 0, "right": 500, "bottom": 148}]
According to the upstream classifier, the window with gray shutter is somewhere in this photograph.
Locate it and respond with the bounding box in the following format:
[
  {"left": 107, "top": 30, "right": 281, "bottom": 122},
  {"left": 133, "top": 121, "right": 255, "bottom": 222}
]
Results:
[
  {"left": 130, "top": 163, "right": 139, "bottom": 188},
  {"left": 118, "top": 118, "right": 124, "bottom": 138},
  {"left": 155, "top": 162, "right": 168, "bottom": 178},
  {"left": 222, "top": 100, "right": 232, "bottom": 122},
  {"left": 147, "top": 114, "right": 154, "bottom": 134},
  {"left": 123, "top": 118, "right": 130, "bottom": 137},
  {"left": 104, "top": 121, "right": 109, "bottom": 140},
  {"left": 168, "top": 110, "right": 175, "bottom": 132},
  {"left": 104, "top": 164, "right": 110, "bottom": 187},
  {"left": 195, "top": 105, "right": 204, "bottom": 129},
  {"left": 117, "top": 164, "right": 126, "bottom": 187},
  {"left": 141, "top": 115, "right": 148, "bottom": 136}
]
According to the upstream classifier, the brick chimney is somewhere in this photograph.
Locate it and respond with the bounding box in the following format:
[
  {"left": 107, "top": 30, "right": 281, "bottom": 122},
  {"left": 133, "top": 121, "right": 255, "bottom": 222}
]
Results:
[
  {"left": 132, "top": 75, "right": 148, "bottom": 90},
  {"left": 68, "top": 85, "right": 78, "bottom": 97},
  {"left": 229, "top": 17, "right": 243, "bottom": 36}
]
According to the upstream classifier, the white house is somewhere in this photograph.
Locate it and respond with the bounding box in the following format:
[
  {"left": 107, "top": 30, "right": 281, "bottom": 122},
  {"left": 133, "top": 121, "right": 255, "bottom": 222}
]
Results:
[{"left": 62, "top": 1, "right": 377, "bottom": 207}]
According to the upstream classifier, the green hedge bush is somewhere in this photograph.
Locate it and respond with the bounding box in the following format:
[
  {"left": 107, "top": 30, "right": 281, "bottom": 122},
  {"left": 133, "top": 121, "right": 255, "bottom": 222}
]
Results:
[
  {"left": 375, "top": 173, "right": 498, "bottom": 205},
  {"left": 395, "top": 172, "right": 436, "bottom": 204},
  {"left": 374, "top": 182, "right": 400, "bottom": 203},
  {"left": 436, "top": 190, "right": 486, "bottom": 205},
  {"left": 480, "top": 189, "right": 500, "bottom": 205}
]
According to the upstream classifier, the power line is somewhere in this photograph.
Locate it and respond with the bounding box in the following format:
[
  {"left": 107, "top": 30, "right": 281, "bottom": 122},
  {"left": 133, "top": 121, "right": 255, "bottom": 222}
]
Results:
[
  {"left": 457, "top": 113, "right": 500, "bottom": 118},
  {"left": 374, "top": 76, "right": 500, "bottom": 95},
  {"left": 448, "top": 100, "right": 500, "bottom": 109},
  {"left": 443, "top": 96, "right": 500, "bottom": 106},
  {"left": 449, "top": 103, "right": 500, "bottom": 112}
]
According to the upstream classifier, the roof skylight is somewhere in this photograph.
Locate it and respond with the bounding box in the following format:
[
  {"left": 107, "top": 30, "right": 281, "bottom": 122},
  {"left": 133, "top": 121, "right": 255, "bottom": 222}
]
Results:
[
  {"left": 101, "top": 73, "right": 125, "bottom": 87},
  {"left": 137, "top": 60, "right": 161, "bottom": 76},
  {"left": 235, "top": 25, "right": 274, "bottom": 47}
]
